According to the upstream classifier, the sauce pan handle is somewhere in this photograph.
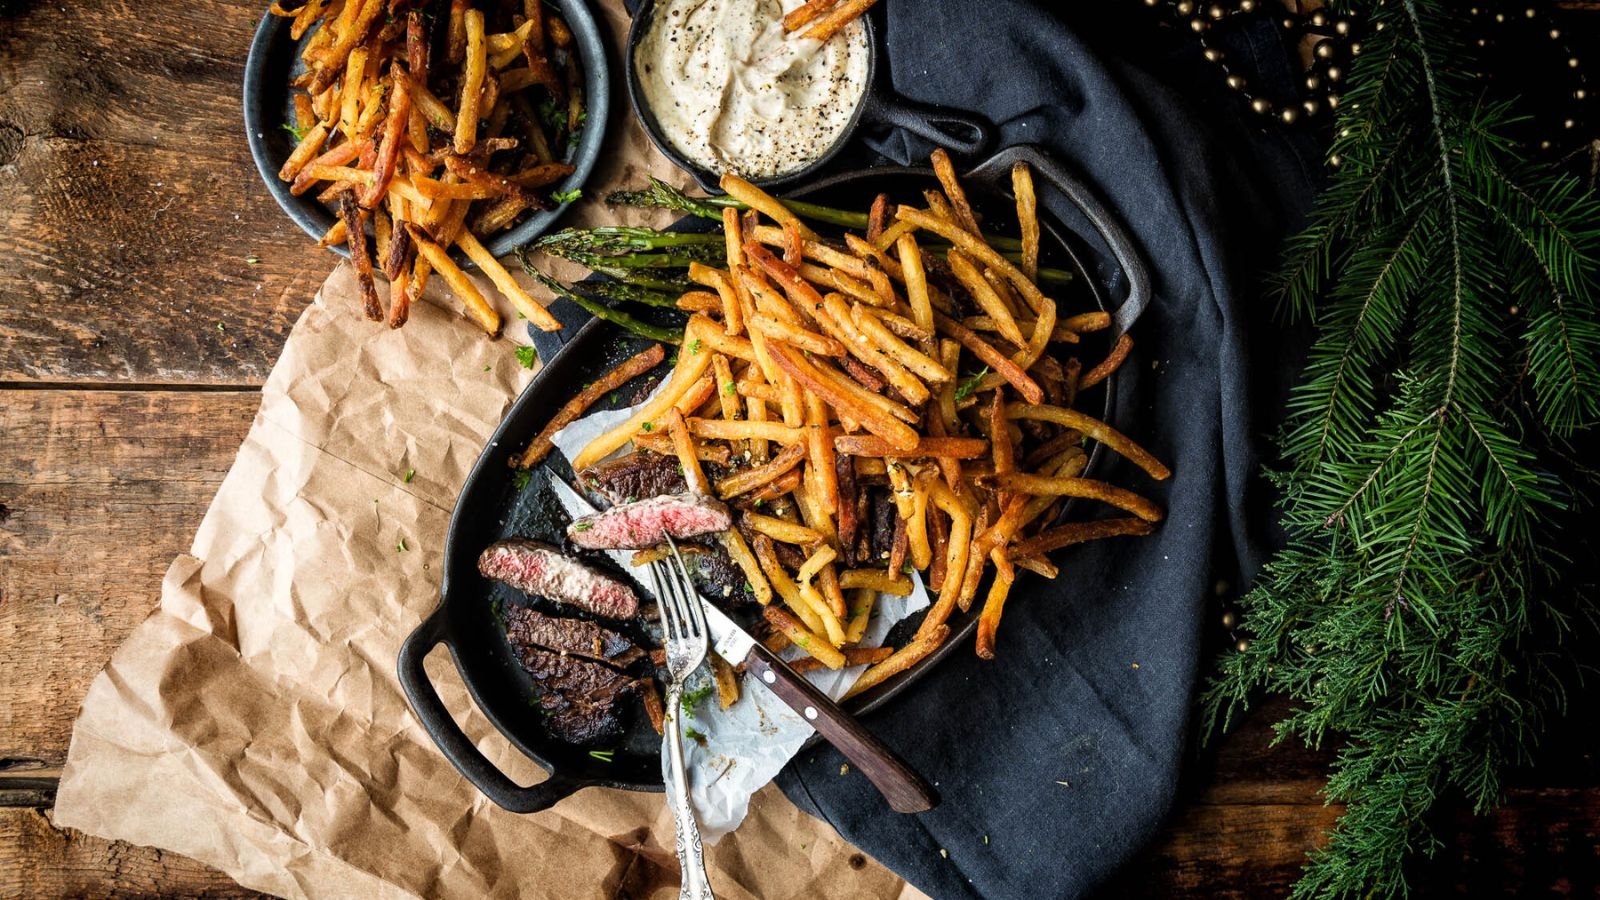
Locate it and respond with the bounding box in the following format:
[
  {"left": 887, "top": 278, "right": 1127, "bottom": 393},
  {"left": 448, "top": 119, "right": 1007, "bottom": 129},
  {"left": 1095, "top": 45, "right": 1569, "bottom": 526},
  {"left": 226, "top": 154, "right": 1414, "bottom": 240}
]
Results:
[
  {"left": 866, "top": 92, "right": 995, "bottom": 158},
  {"left": 397, "top": 609, "right": 582, "bottom": 813}
]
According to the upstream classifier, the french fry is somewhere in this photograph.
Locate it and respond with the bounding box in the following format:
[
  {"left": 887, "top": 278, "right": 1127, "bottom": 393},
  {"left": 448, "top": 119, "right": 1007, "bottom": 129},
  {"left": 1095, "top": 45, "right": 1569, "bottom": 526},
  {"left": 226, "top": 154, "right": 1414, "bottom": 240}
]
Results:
[
  {"left": 715, "top": 441, "right": 807, "bottom": 498},
  {"left": 515, "top": 345, "right": 664, "bottom": 468},
  {"left": 338, "top": 190, "right": 383, "bottom": 322},
  {"left": 277, "top": 123, "right": 329, "bottom": 181},
  {"left": 665, "top": 409, "right": 710, "bottom": 496},
  {"left": 949, "top": 249, "right": 1026, "bottom": 347},
  {"left": 711, "top": 655, "right": 741, "bottom": 710},
  {"left": 806, "top": 392, "right": 839, "bottom": 516},
  {"left": 783, "top": 0, "right": 841, "bottom": 32},
  {"left": 800, "top": 0, "right": 882, "bottom": 43},
  {"left": 767, "top": 342, "right": 920, "bottom": 452},
  {"left": 751, "top": 316, "right": 844, "bottom": 357},
  {"left": 689, "top": 418, "right": 805, "bottom": 445},
  {"left": 721, "top": 173, "right": 817, "bottom": 240},
  {"left": 838, "top": 568, "right": 914, "bottom": 596},
  {"left": 895, "top": 232, "right": 934, "bottom": 333},
  {"left": 746, "top": 512, "right": 823, "bottom": 546},
  {"left": 408, "top": 225, "right": 499, "bottom": 334},
  {"left": 453, "top": 9, "right": 487, "bottom": 153},
  {"left": 1061, "top": 311, "right": 1112, "bottom": 333},
  {"left": 988, "top": 471, "right": 1163, "bottom": 522},
  {"left": 764, "top": 606, "right": 845, "bottom": 670},
  {"left": 454, "top": 231, "right": 562, "bottom": 331},
  {"left": 843, "top": 589, "right": 877, "bottom": 644},
  {"left": 931, "top": 149, "right": 981, "bottom": 235},
  {"left": 843, "top": 625, "right": 948, "bottom": 699},
  {"left": 788, "top": 645, "right": 892, "bottom": 674},
  {"left": 1006, "top": 517, "right": 1155, "bottom": 559},
  {"left": 1079, "top": 333, "right": 1134, "bottom": 390},
  {"left": 851, "top": 305, "right": 953, "bottom": 383},
  {"left": 832, "top": 435, "right": 988, "bottom": 459},
  {"left": 1012, "top": 161, "right": 1040, "bottom": 283},
  {"left": 722, "top": 527, "right": 773, "bottom": 605},
  {"left": 573, "top": 325, "right": 715, "bottom": 470},
  {"left": 897, "top": 205, "right": 1054, "bottom": 315},
  {"left": 1004, "top": 403, "right": 1171, "bottom": 480},
  {"left": 935, "top": 313, "right": 1044, "bottom": 404},
  {"left": 974, "top": 566, "right": 1015, "bottom": 660}
]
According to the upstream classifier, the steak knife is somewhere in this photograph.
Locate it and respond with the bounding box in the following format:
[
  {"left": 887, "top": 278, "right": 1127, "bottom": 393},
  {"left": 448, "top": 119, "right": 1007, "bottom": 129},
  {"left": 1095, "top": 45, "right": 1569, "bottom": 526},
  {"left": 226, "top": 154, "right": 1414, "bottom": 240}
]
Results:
[{"left": 547, "top": 473, "right": 939, "bottom": 814}]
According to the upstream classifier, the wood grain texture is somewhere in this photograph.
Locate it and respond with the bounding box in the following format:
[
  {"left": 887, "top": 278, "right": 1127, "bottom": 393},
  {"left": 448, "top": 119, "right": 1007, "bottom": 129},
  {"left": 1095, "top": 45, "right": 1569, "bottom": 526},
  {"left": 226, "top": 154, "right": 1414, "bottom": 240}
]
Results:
[
  {"left": 0, "top": 389, "right": 258, "bottom": 763},
  {"left": 0, "top": 808, "right": 266, "bottom": 899},
  {"left": 0, "top": 0, "right": 326, "bottom": 385}
]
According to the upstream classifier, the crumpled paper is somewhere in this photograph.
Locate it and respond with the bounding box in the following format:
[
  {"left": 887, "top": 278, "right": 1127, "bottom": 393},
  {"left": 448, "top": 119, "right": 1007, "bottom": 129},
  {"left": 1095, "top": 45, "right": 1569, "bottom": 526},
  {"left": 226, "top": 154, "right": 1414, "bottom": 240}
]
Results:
[{"left": 50, "top": 2, "right": 910, "bottom": 894}]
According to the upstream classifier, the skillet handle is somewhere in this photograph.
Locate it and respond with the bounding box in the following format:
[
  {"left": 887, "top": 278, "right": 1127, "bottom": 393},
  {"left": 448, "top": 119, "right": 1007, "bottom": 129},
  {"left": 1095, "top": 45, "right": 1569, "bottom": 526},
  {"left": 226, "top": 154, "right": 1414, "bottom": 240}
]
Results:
[
  {"left": 866, "top": 92, "right": 995, "bottom": 158},
  {"left": 1004, "top": 145, "right": 1151, "bottom": 336},
  {"left": 397, "top": 609, "right": 581, "bottom": 813}
]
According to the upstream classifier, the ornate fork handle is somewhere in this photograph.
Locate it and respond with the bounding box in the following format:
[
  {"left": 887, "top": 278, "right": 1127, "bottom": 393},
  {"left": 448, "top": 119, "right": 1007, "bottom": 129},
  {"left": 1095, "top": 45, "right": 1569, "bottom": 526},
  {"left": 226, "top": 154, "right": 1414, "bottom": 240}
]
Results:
[{"left": 663, "top": 682, "right": 715, "bottom": 900}]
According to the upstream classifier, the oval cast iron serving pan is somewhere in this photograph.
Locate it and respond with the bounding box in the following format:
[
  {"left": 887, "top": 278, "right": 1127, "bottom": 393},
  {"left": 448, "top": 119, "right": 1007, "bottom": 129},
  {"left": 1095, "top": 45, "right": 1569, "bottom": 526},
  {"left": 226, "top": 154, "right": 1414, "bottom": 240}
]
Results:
[
  {"left": 398, "top": 145, "right": 1152, "bottom": 813},
  {"left": 624, "top": 0, "right": 996, "bottom": 193}
]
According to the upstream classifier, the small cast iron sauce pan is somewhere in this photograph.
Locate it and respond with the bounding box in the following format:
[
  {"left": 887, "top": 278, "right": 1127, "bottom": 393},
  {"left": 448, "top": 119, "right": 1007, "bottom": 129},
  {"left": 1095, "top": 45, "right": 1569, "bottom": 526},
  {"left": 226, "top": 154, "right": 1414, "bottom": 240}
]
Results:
[
  {"left": 623, "top": 0, "right": 996, "bottom": 192},
  {"left": 398, "top": 145, "right": 1150, "bottom": 813}
]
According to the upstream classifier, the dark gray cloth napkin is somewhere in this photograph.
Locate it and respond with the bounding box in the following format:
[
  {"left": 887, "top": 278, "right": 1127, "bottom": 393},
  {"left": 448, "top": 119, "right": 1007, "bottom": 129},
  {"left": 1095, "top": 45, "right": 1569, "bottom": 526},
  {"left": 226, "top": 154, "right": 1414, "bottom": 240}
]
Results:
[{"left": 772, "top": 4, "right": 1324, "bottom": 898}]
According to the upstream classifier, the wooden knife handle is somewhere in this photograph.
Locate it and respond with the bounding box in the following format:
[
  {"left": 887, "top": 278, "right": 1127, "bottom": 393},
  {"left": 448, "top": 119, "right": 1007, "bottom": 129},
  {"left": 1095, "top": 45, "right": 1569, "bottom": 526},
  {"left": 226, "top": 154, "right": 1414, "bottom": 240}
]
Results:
[{"left": 742, "top": 642, "right": 940, "bottom": 814}]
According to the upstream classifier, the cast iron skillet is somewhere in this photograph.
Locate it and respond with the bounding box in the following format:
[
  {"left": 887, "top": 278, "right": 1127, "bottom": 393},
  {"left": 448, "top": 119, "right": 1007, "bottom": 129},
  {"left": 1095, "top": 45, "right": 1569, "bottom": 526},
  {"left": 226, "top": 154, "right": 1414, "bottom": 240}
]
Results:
[
  {"left": 397, "top": 144, "right": 1150, "bottom": 813},
  {"left": 624, "top": 0, "right": 995, "bottom": 193},
  {"left": 242, "top": 0, "right": 611, "bottom": 260}
]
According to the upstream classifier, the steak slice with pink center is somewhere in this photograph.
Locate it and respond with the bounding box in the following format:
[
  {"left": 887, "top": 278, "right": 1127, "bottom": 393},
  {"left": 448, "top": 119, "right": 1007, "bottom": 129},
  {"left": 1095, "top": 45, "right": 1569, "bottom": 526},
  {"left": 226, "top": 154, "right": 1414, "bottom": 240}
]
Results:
[
  {"left": 477, "top": 538, "right": 639, "bottom": 620},
  {"left": 566, "top": 493, "right": 732, "bottom": 550}
]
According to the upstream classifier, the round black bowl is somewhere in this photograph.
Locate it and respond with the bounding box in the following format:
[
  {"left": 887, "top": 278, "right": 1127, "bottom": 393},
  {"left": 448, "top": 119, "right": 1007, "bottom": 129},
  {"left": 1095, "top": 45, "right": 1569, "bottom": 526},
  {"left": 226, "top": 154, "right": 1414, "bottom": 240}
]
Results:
[{"left": 243, "top": 0, "right": 611, "bottom": 259}]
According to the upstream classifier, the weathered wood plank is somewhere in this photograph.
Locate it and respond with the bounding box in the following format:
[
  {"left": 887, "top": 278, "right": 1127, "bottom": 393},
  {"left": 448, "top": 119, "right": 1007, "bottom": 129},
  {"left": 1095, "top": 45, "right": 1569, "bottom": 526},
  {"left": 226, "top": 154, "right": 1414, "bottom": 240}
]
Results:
[
  {"left": 0, "top": 389, "right": 259, "bottom": 763},
  {"left": 0, "top": 807, "right": 266, "bottom": 899},
  {"left": 0, "top": 0, "right": 326, "bottom": 385}
]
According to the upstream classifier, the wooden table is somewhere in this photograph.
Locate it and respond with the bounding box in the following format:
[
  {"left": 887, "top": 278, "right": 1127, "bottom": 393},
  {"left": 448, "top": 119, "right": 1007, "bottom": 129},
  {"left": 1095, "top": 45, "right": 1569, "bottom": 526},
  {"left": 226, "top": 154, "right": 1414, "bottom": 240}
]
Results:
[{"left": 2, "top": 2, "right": 1597, "bottom": 896}]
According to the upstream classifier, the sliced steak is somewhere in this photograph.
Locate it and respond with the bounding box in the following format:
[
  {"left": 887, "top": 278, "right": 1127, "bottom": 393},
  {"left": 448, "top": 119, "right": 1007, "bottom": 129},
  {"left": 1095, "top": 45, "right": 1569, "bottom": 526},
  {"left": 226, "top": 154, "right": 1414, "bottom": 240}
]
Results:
[
  {"left": 518, "top": 647, "right": 639, "bottom": 745},
  {"left": 478, "top": 539, "right": 639, "bottom": 620},
  {"left": 867, "top": 488, "right": 897, "bottom": 565},
  {"left": 580, "top": 451, "right": 686, "bottom": 505},
  {"left": 503, "top": 604, "right": 644, "bottom": 668},
  {"left": 567, "top": 493, "right": 732, "bottom": 550}
]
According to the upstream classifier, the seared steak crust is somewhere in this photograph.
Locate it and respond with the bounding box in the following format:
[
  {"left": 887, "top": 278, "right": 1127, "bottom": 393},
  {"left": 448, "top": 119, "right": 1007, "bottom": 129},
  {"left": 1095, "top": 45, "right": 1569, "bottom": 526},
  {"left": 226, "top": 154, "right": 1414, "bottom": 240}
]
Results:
[
  {"left": 502, "top": 605, "right": 644, "bottom": 668},
  {"left": 517, "top": 646, "right": 639, "bottom": 745},
  {"left": 581, "top": 451, "right": 686, "bottom": 504}
]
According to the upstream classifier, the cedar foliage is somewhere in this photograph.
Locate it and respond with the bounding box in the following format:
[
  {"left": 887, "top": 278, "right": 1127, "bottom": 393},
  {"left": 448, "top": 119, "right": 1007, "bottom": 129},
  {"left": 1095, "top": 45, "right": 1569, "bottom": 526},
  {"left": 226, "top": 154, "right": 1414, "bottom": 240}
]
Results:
[{"left": 1201, "top": 1, "right": 1600, "bottom": 895}]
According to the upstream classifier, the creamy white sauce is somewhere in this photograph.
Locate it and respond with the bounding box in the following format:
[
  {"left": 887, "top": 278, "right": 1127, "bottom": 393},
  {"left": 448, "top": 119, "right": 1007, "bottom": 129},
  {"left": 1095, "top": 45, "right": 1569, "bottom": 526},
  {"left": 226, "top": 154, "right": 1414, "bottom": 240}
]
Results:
[{"left": 635, "top": 0, "right": 870, "bottom": 179}]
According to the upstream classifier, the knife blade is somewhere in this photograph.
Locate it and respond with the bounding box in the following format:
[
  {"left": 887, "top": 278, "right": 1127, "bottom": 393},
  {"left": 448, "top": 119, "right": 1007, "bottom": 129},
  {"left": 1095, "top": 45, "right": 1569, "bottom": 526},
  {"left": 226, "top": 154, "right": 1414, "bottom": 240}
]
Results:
[{"left": 545, "top": 470, "right": 939, "bottom": 814}]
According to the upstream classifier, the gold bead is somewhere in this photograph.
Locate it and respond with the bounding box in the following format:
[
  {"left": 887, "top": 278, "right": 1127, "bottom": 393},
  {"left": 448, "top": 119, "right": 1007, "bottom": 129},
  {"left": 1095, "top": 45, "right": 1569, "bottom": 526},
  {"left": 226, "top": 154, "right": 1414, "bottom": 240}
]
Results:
[
  {"left": 1350, "top": 42, "right": 1362, "bottom": 56},
  {"left": 1204, "top": 47, "right": 1224, "bottom": 62},
  {"left": 1541, "top": 140, "right": 1553, "bottom": 150},
  {"left": 1238, "top": 0, "right": 1255, "bottom": 11},
  {"left": 1190, "top": 17, "right": 1208, "bottom": 33},
  {"left": 1566, "top": 119, "right": 1577, "bottom": 129},
  {"left": 1208, "top": 4, "right": 1225, "bottom": 19},
  {"left": 1280, "top": 107, "right": 1299, "bottom": 124},
  {"left": 1571, "top": 58, "right": 1581, "bottom": 68},
  {"left": 1250, "top": 97, "right": 1272, "bottom": 114},
  {"left": 1335, "top": 20, "right": 1350, "bottom": 35},
  {"left": 1310, "top": 10, "right": 1327, "bottom": 26},
  {"left": 1175, "top": 0, "right": 1194, "bottom": 15},
  {"left": 1235, "top": 638, "right": 1251, "bottom": 653},
  {"left": 1551, "top": 29, "right": 1562, "bottom": 39},
  {"left": 1303, "top": 98, "right": 1320, "bottom": 116},
  {"left": 1327, "top": 93, "right": 1340, "bottom": 109},
  {"left": 1315, "top": 41, "right": 1335, "bottom": 59},
  {"left": 1326, "top": 66, "right": 1342, "bottom": 81},
  {"left": 1495, "top": 12, "right": 1505, "bottom": 22},
  {"left": 1226, "top": 74, "right": 1246, "bottom": 90},
  {"left": 1375, "top": 20, "right": 1386, "bottom": 31},
  {"left": 1305, "top": 74, "right": 1322, "bottom": 91},
  {"left": 1282, "top": 17, "right": 1296, "bottom": 30},
  {"left": 1329, "top": 154, "right": 1342, "bottom": 167},
  {"left": 1220, "top": 611, "right": 1238, "bottom": 629},
  {"left": 1527, "top": 7, "right": 1537, "bottom": 17},
  {"left": 1577, "top": 89, "right": 1587, "bottom": 100}
]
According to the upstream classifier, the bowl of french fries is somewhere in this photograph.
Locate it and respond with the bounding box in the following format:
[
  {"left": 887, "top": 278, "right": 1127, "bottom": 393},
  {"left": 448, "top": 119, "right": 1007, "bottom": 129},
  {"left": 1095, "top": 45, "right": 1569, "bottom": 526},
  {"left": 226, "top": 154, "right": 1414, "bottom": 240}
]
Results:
[
  {"left": 245, "top": 0, "right": 607, "bottom": 330},
  {"left": 513, "top": 147, "right": 1169, "bottom": 699}
]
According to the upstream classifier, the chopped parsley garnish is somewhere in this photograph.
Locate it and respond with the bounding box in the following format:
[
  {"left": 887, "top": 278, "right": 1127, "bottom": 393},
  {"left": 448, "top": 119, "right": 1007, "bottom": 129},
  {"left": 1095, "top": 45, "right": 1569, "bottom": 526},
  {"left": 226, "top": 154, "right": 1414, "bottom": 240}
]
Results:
[
  {"left": 587, "top": 749, "right": 615, "bottom": 762},
  {"left": 685, "top": 726, "right": 706, "bottom": 741},
  {"left": 954, "top": 366, "right": 991, "bottom": 401},
  {"left": 403, "top": 468, "right": 416, "bottom": 483},
  {"left": 571, "top": 521, "right": 594, "bottom": 531},
  {"left": 688, "top": 338, "right": 702, "bottom": 355},
  {"left": 641, "top": 421, "right": 654, "bottom": 432},
  {"left": 515, "top": 345, "right": 538, "bottom": 368},
  {"left": 512, "top": 469, "right": 533, "bottom": 491},
  {"left": 551, "top": 188, "right": 582, "bottom": 205},
  {"left": 396, "top": 537, "right": 407, "bottom": 552},
  {"left": 280, "top": 122, "right": 307, "bottom": 142},
  {"left": 681, "top": 683, "right": 713, "bottom": 715},
  {"left": 722, "top": 381, "right": 736, "bottom": 396},
  {"left": 245, "top": 256, "right": 261, "bottom": 265}
]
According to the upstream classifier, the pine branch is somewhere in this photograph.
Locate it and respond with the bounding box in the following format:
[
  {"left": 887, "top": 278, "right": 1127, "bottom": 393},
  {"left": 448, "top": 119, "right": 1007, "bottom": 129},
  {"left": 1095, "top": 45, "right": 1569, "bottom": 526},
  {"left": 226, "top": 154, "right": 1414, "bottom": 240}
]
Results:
[{"left": 1203, "top": 1, "right": 1600, "bottom": 897}]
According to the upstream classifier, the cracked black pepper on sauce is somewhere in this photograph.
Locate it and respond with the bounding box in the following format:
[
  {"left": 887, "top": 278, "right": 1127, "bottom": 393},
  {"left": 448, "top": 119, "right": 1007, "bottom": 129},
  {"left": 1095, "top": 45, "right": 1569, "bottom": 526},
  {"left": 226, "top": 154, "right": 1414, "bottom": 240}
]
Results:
[{"left": 635, "top": 0, "right": 869, "bottom": 179}]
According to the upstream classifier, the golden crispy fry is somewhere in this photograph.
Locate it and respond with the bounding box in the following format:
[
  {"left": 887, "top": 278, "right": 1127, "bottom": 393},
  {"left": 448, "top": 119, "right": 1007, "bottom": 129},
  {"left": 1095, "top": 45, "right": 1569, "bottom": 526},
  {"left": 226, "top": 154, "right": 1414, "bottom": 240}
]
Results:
[
  {"left": 764, "top": 606, "right": 845, "bottom": 669},
  {"left": 1004, "top": 403, "right": 1171, "bottom": 481},
  {"left": 278, "top": 123, "right": 329, "bottom": 182},
  {"left": 852, "top": 305, "right": 953, "bottom": 383},
  {"left": 1061, "top": 310, "right": 1112, "bottom": 333},
  {"left": 665, "top": 408, "right": 710, "bottom": 496},
  {"left": 454, "top": 9, "right": 486, "bottom": 153},
  {"left": 721, "top": 173, "right": 818, "bottom": 239},
  {"left": 843, "top": 624, "right": 948, "bottom": 699},
  {"left": 746, "top": 512, "right": 824, "bottom": 546},
  {"left": 715, "top": 441, "right": 807, "bottom": 498},
  {"left": 408, "top": 225, "right": 499, "bottom": 334},
  {"left": 806, "top": 392, "right": 839, "bottom": 516},
  {"left": 454, "top": 231, "right": 562, "bottom": 331},
  {"left": 1079, "top": 333, "right": 1134, "bottom": 390},
  {"left": 689, "top": 418, "right": 805, "bottom": 445},
  {"left": 989, "top": 471, "right": 1163, "bottom": 522},
  {"left": 832, "top": 435, "right": 987, "bottom": 459},
  {"left": 934, "top": 313, "right": 1044, "bottom": 404},
  {"left": 838, "top": 568, "right": 914, "bottom": 596},
  {"left": 788, "top": 646, "right": 892, "bottom": 674},
  {"left": 574, "top": 327, "right": 715, "bottom": 470},
  {"left": 722, "top": 527, "right": 772, "bottom": 605},
  {"left": 1007, "top": 517, "right": 1155, "bottom": 559},
  {"left": 751, "top": 316, "right": 844, "bottom": 357},
  {"left": 896, "top": 232, "right": 934, "bottom": 333},
  {"left": 711, "top": 655, "right": 741, "bottom": 710},
  {"left": 1012, "top": 161, "right": 1040, "bottom": 283},
  {"left": 800, "top": 0, "right": 882, "bottom": 42},
  {"left": 974, "top": 567, "right": 1015, "bottom": 660},
  {"left": 949, "top": 249, "right": 1026, "bottom": 346},
  {"left": 632, "top": 429, "right": 731, "bottom": 464},
  {"left": 931, "top": 148, "right": 981, "bottom": 235},
  {"left": 516, "top": 344, "right": 664, "bottom": 468},
  {"left": 782, "top": 0, "right": 841, "bottom": 32},
  {"left": 897, "top": 205, "right": 1054, "bottom": 315},
  {"left": 767, "top": 341, "right": 920, "bottom": 452}
]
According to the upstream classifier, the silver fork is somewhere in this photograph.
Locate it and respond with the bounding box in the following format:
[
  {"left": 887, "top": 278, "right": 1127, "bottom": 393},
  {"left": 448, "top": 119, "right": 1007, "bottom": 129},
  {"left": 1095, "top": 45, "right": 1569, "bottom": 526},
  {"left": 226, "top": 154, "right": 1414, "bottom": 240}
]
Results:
[{"left": 650, "top": 536, "right": 715, "bottom": 900}]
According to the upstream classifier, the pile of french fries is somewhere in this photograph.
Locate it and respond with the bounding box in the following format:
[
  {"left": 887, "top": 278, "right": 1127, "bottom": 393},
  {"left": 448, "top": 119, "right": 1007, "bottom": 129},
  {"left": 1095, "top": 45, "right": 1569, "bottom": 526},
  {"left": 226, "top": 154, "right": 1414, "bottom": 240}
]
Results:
[
  {"left": 546, "top": 151, "right": 1171, "bottom": 689},
  {"left": 270, "top": 0, "right": 579, "bottom": 333}
]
